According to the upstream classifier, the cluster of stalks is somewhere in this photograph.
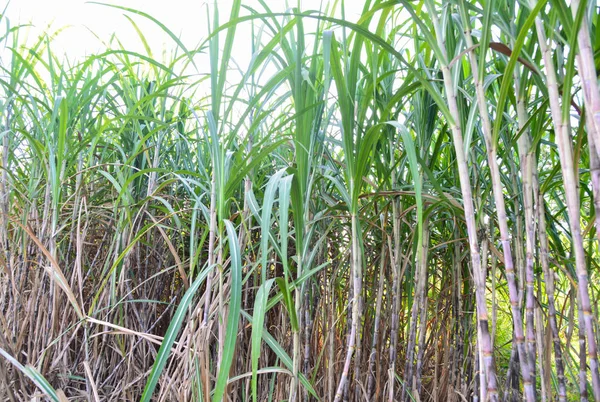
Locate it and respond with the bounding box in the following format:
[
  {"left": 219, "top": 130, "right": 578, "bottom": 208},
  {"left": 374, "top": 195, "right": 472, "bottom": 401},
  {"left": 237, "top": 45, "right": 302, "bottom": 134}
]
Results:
[{"left": 2, "top": 0, "right": 600, "bottom": 401}]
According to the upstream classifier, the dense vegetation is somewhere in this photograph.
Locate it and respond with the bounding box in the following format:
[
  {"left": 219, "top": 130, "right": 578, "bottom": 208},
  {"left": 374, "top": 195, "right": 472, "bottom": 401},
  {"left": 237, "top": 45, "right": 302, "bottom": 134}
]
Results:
[{"left": 2, "top": 0, "right": 600, "bottom": 400}]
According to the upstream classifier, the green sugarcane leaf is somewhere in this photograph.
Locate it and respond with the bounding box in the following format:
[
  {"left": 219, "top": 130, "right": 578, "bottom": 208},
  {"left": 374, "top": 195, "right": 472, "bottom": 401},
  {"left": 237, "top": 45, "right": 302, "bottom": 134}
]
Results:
[
  {"left": 212, "top": 220, "right": 243, "bottom": 402},
  {"left": 251, "top": 278, "right": 275, "bottom": 402},
  {"left": 0, "top": 347, "right": 60, "bottom": 402}
]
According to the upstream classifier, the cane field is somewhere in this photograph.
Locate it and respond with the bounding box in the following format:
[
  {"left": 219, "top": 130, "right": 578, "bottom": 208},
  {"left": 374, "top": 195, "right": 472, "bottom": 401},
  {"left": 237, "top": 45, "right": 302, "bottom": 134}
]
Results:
[{"left": 1, "top": 0, "right": 600, "bottom": 401}]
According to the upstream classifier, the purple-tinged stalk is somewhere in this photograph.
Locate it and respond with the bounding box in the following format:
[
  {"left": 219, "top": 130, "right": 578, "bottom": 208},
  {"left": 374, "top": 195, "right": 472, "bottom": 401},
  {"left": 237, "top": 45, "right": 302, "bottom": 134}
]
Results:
[
  {"left": 367, "top": 216, "right": 387, "bottom": 399},
  {"left": 423, "top": 1, "right": 498, "bottom": 398},
  {"left": 387, "top": 184, "right": 405, "bottom": 402},
  {"left": 535, "top": 281, "right": 549, "bottom": 402},
  {"left": 512, "top": 32, "right": 569, "bottom": 397},
  {"left": 531, "top": 1, "right": 600, "bottom": 397},
  {"left": 403, "top": 262, "right": 420, "bottom": 401},
  {"left": 578, "top": 292, "right": 590, "bottom": 402},
  {"left": 535, "top": 178, "right": 568, "bottom": 401},
  {"left": 459, "top": 4, "right": 536, "bottom": 399},
  {"left": 333, "top": 213, "right": 362, "bottom": 402},
  {"left": 513, "top": 66, "right": 538, "bottom": 396},
  {"left": 414, "top": 222, "right": 430, "bottom": 396},
  {"left": 572, "top": 2, "right": 600, "bottom": 251}
]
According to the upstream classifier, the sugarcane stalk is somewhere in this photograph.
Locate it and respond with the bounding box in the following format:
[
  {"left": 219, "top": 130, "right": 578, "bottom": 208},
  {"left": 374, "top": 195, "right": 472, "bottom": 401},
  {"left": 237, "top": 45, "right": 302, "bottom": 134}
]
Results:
[
  {"left": 513, "top": 38, "right": 569, "bottom": 398},
  {"left": 203, "top": 170, "right": 218, "bottom": 325},
  {"left": 514, "top": 64, "right": 538, "bottom": 394},
  {"left": 414, "top": 221, "right": 430, "bottom": 395},
  {"left": 403, "top": 262, "right": 420, "bottom": 401},
  {"left": 388, "top": 196, "right": 404, "bottom": 402},
  {"left": 425, "top": 2, "right": 499, "bottom": 398},
  {"left": 459, "top": 6, "right": 536, "bottom": 399},
  {"left": 535, "top": 180, "right": 568, "bottom": 401},
  {"left": 334, "top": 213, "right": 362, "bottom": 402},
  {"left": 367, "top": 218, "right": 387, "bottom": 399},
  {"left": 572, "top": 0, "right": 600, "bottom": 161},
  {"left": 579, "top": 292, "right": 590, "bottom": 402},
  {"left": 531, "top": 1, "right": 600, "bottom": 397},
  {"left": 572, "top": 1, "right": 600, "bottom": 258}
]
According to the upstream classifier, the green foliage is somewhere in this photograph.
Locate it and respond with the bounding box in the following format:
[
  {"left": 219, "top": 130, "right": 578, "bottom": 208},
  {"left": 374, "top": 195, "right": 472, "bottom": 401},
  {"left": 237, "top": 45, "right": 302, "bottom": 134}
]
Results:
[{"left": 1, "top": 1, "right": 600, "bottom": 401}]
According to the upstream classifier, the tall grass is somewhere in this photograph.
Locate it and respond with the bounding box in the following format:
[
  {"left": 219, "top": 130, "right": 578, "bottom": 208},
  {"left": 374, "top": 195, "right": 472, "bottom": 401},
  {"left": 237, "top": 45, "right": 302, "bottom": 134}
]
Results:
[{"left": 2, "top": 0, "right": 600, "bottom": 400}]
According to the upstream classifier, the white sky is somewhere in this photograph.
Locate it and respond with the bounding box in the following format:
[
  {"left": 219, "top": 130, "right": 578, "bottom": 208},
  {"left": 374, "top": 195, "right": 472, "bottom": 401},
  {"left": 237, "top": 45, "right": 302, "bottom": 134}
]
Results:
[{"left": 4, "top": 0, "right": 366, "bottom": 65}]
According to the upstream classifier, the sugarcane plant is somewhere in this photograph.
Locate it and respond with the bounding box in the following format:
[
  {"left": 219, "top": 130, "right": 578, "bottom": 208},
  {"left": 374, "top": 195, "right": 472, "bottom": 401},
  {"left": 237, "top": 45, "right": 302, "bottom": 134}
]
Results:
[{"left": 2, "top": 0, "right": 600, "bottom": 401}]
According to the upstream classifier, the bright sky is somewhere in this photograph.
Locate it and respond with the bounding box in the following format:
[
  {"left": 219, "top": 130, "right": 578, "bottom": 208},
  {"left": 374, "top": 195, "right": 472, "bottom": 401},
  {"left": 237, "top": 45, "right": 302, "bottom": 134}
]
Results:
[{"left": 4, "top": 0, "right": 366, "bottom": 65}]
